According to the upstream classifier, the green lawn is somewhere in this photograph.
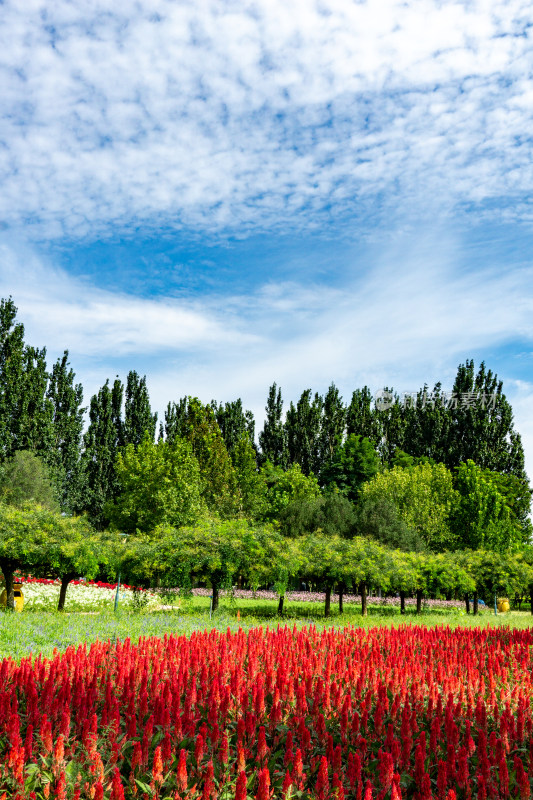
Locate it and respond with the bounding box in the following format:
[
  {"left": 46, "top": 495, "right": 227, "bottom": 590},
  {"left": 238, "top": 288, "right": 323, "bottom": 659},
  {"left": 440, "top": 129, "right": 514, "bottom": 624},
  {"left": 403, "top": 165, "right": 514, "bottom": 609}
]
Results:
[{"left": 2, "top": 596, "right": 532, "bottom": 662}]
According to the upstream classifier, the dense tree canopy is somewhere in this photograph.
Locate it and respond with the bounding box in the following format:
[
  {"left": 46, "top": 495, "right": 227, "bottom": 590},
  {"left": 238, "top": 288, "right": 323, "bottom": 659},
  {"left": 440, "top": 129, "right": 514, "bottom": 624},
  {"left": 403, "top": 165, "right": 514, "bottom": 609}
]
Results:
[
  {"left": 107, "top": 435, "right": 206, "bottom": 534},
  {"left": 0, "top": 297, "right": 530, "bottom": 563}
]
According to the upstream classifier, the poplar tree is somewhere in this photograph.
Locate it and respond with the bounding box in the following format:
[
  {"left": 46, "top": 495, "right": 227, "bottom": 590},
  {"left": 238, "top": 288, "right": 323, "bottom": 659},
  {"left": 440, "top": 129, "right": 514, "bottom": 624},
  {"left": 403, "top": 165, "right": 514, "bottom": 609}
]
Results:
[
  {"left": 318, "top": 383, "right": 346, "bottom": 474},
  {"left": 123, "top": 370, "right": 157, "bottom": 446},
  {"left": 46, "top": 352, "right": 85, "bottom": 511},
  {"left": 80, "top": 378, "right": 124, "bottom": 528},
  {"left": 285, "top": 388, "right": 323, "bottom": 475},
  {"left": 259, "top": 383, "right": 288, "bottom": 468},
  {"left": 213, "top": 398, "right": 255, "bottom": 456},
  {"left": 0, "top": 298, "right": 54, "bottom": 459},
  {"left": 346, "top": 386, "right": 382, "bottom": 446}
]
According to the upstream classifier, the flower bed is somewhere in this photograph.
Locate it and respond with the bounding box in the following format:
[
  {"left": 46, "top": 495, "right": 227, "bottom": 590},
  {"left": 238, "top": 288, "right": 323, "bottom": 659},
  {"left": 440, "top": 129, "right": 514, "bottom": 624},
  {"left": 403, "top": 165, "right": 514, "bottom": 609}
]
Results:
[
  {"left": 0, "top": 625, "right": 532, "bottom": 798},
  {"left": 14, "top": 578, "right": 160, "bottom": 613}
]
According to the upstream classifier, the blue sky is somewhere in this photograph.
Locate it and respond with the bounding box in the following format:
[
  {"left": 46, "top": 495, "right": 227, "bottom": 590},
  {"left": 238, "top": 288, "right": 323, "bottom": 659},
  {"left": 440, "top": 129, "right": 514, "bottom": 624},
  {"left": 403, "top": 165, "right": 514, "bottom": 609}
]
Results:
[{"left": 0, "top": 0, "right": 533, "bottom": 475}]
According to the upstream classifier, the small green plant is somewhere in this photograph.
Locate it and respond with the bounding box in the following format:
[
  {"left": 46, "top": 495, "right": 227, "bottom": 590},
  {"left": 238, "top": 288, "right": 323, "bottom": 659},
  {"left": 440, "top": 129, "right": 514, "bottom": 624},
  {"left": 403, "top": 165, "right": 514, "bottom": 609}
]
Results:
[{"left": 131, "top": 586, "right": 151, "bottom": 613}]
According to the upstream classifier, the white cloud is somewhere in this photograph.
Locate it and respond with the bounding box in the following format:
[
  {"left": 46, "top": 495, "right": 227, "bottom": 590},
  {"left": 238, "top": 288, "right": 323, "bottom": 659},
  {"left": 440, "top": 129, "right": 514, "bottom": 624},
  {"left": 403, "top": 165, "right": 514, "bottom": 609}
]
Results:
[
  {"left": 0, "top": 0, "right": 532, "bottom": 238},
  {"left": 2, "top": 233, "right": 533, "bottom": 476}
]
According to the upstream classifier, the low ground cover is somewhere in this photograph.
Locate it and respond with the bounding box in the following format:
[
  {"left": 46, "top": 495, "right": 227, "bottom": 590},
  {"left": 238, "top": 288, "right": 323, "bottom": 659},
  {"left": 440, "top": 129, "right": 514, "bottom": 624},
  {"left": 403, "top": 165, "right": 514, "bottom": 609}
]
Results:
[{"left": 1, "top": 624, "right": 533, "bottom": 798}]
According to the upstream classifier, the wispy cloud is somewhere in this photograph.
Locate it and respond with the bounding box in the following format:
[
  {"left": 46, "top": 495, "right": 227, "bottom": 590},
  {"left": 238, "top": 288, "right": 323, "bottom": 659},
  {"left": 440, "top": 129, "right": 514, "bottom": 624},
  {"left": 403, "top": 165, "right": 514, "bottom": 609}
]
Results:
[
  {"left": 0, "top": 0, "right": 532, "bottom": 239},
  {"left": 2, "top": 233, "right": 533, "bottom": 473}
]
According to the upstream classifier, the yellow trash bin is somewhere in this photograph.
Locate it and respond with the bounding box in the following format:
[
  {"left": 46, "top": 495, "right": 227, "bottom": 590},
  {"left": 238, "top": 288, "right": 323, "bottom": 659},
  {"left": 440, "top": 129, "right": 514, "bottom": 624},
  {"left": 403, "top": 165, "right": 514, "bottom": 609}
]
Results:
[
  {"left": 0, "top": 582, "right": 24, "bottom": 612},
  {"left": 497, "top": 598, "right": 510, "bottom": 613}
]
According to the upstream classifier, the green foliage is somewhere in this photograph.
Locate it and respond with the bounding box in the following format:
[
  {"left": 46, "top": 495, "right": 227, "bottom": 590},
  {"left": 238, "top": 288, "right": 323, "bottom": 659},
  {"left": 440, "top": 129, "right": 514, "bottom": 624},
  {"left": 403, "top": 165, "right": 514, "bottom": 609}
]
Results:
[
  {"left": 322, "top": 434, "right": 380, "bottom": 501},
  {"left": 356, "top": 495, "right": 425, "bottom": 552},
  {"left": 107, "top": 435, "right": 206, "bottom": 534},
  {"left": 318, "top": 384, "right": 347, "bottom": 469},
  {"left": 0, "top": 503, "right": 103, "bottom": 610},
  {"left": 450, "top": 460, "right": 520, "bottom": 552},
  {"left": 153, "top": 518, "right": 286, "bottom": 608},
  {"left": 231, "top": 435, "right": 266, "bottom": 519},
  {"left": 81, "top": 378, "right": 124, "bottom": 528},
  {"left": 301, "top": 532, "right": 349, "bottom": 587},
  {"left": 123, "top": 370, "right": 157, "bottom": 446},
  {"left": 361, "top": 461, "right": 457, "bottom": 551},
  {"left": 346, "top": 386, "right": 382, "bottom": 447},
  {"left": 259, "top": 383, "right": 287, "bottom": 468},
  {"left": 46, "top": 352, "right": 85, "bottom": 512},
  {"left": 0, "top": 450, "right": 59, "bottom": 510},
  {"left": 213, "top": 398, "right": 255, "bottom": 456},
  {"left": 260, "top": 461, "right": 320, "bottom": 522},
  {"left": 179, "top": 398, "right": 241, "bottom": 517},
  {"left": 285, "top": 389, "right": 323, "bottom": 476},
  {"left": 481, "top": 468, "right": 532, "bottom": 545},
  {"left": 277, "top": 492, "right": 357, "bottom": 538},
  {"left": 0, "top": 297, "right": 54, "bottom": 461}
]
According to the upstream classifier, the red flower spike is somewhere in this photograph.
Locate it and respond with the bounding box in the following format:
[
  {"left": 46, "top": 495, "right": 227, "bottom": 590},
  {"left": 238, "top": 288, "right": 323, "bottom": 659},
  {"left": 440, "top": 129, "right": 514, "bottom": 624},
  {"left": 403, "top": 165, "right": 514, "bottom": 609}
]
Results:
[
  {"left": 235, "top": 771, "right": 247, "bottom": 800},
  {"left": 176, "top": 749, "right": 188, "bottom": 793},
  {"left": 152, "top": 745, "right": 163, "bottom": 784},
  {"left": 282, "top": 770, "right": 293, "bottom": 799},
  {"left": 315, "top": 756, "right": 329, "bottom": 800},
  {"left": 255, "top": 767, "right": 271, "bottom": 800}
]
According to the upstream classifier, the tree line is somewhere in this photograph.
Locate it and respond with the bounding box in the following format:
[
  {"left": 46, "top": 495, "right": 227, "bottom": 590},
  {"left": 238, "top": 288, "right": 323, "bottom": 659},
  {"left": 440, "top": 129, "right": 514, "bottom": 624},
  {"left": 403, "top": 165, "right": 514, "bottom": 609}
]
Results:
[
  {"left": 3, "top": 504, "right": 533, "bottom": 617},
  {"left": 0, "top": 294, "right": 532, "bottom": 608}
]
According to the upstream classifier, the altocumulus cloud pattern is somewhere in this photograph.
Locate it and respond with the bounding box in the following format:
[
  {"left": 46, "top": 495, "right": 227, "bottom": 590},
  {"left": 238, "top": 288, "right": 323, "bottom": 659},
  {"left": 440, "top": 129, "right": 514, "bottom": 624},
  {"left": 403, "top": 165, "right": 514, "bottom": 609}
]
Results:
[{"left": 0, "top": 0, "right": 532, "bottom": 240}]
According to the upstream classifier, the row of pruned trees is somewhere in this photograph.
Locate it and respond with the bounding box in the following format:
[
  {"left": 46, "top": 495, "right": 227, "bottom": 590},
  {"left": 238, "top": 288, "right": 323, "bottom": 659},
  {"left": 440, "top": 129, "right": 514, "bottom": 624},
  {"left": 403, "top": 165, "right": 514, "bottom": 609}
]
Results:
[{"left": 4, "top": 502, "right": 531, "bottom": 616}]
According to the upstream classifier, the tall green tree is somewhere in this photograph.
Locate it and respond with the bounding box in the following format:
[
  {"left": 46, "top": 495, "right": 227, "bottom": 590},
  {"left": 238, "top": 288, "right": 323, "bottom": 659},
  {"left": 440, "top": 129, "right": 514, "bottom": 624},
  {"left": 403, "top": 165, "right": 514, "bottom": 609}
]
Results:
[
  {"left": 162, "top": 397, "right": 188, "bottom": 443},
  {"left": 0, "top": 298, "right": 54, "bottom": 460},
  {"left": 361, "top": 461, "right": 457, "bottom": 551},
  {"left": 446, "top": 360, "right": 526, "bottom": 477},
  {"left": 260, "top": 462, "right": 320, "bottom": 523},
  {"left": 123, "top": 371, "right": 157, "bottom": 446},
  {"left": 375, "top": 389, "right": 406, "bottom": 465},
  {"left": 0, "top": 450, "right": 59, "bottom": 510},
  {"left": 322, "top": 434, "right": 380, "bottom": 501},
  {"left": 46, "top": 352, "right": 85, "bottom": 511},
  {"left": 450, "top": 460, "right": 520, "bottom": 552},
  {"left": 181, "top": 397, "right": 241, "bottom": 517},
  {"left": 258, "top": 383, "right": 287, "bottom": 468},
  {"left": 213, "top": 398, "right": 255, "bottom": 456},
  {"left": 80, "top": 378, "right": 124, "bottom": 528},
  {"left": 318, "top": 383, "right": 346, "bottom": 473},
  {"left": 231, "top": 435, "right": 266, "bottom": 519},
  {"left": 285, "top": 388, "right": 323, "bottom": 475},
  {"left": 346, "top": 386, "right": 381, "bottom": 446},
  {"left": 107, "top": 435, "right": 206, "bottom": 534}
]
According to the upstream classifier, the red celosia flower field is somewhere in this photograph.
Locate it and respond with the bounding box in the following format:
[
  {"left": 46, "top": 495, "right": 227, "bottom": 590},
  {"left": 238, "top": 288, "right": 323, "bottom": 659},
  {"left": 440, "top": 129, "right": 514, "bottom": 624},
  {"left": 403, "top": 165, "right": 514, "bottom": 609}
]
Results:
[{"left": 1, "top": 625, "right": 533, "bottom": 799}]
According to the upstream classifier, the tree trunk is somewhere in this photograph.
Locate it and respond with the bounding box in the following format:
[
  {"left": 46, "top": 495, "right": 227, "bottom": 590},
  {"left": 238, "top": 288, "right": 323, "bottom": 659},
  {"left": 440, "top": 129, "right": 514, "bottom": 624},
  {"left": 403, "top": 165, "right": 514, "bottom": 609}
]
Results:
[
  {"left": 212, "top": 584, "right": 219, "bottom": 612},
  {"left": 277, "top": 594, "right": 285, "bottom": 615},
  {"left": 361, "top": 582, "right": 368, "bottom": 617},
  {"left": 3, "top": 568, "right": 15, "bottom": 611},
  {"left": 339, "top": 585, "right": 344, "bottom": 614},
  {"left": 445, "top": 591, "right": 452, "bottom": 601},
  {"left": 400, "top": 591, "right": 406, "bottom": 615},
  {"left": 58, "top": 574, "right": 74, "bottom": 612},
  {"left": 324, "top": 585, "right": 331, "bottom": 618},
  {"left": 416, "top": 589, "right": 423, "bottom": 614},
  {"left": 473, "top": 592, "right": 478, "bottom": 616},
  {"left": 465, "top": 594, "right": 470, "bottom": 614}
]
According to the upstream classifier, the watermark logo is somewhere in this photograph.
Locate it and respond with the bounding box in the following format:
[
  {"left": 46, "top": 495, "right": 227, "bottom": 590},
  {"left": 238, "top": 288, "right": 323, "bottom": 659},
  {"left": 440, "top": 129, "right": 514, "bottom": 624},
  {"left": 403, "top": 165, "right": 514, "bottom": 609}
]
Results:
[
  {"left": 374, "top": 390, "right": 498, "bottom": 411},
  {"left": 375, "top": 389, "right": 394, "bottom": 411}
]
